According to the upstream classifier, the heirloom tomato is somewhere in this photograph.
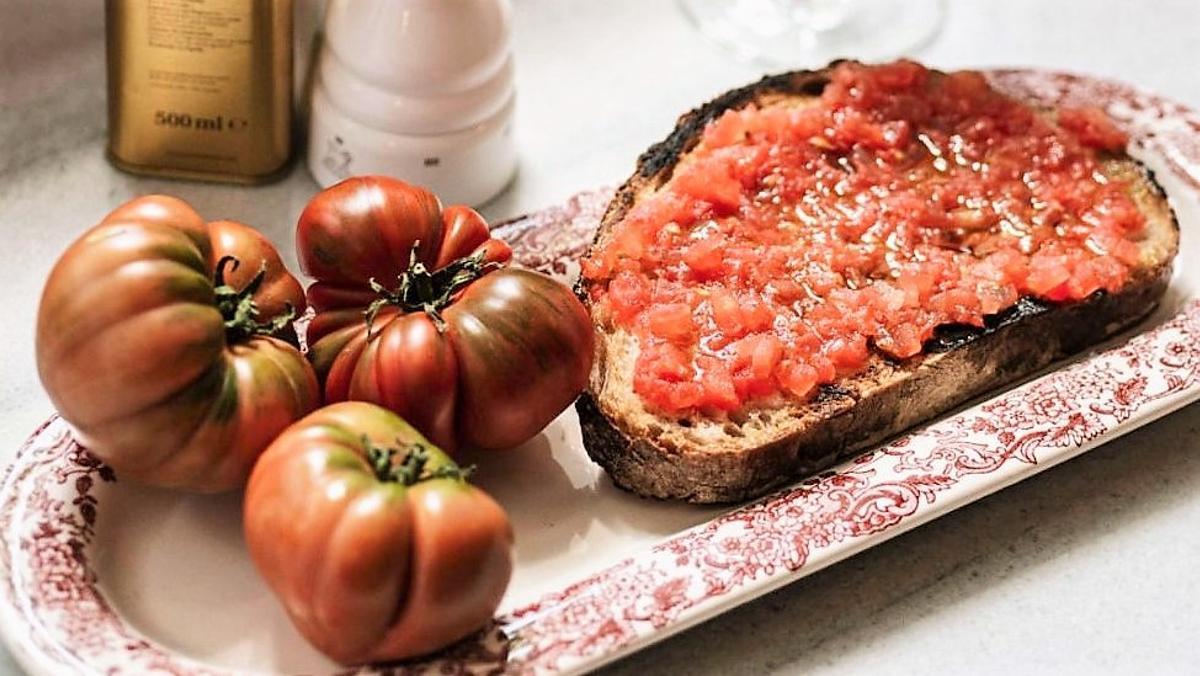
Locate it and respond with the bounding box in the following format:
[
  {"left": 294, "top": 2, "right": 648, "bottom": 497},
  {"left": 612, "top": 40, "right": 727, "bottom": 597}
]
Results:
[
  {"left": 298, "top": 176, "right": 593, "bottom": 452},
  {"left": 36, "top": 195, "right": 319, "bottom": 492},
  {"left": 243, "top": 401, "right": 513, "bottom": 664}
]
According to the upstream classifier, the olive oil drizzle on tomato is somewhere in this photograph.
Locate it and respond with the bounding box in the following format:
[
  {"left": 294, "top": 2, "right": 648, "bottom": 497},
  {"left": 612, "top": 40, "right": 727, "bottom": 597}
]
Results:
[
  {"left": 364, "top": 247, "right": 501, "bottom": 335},
  {"left": 212, "top": 255, "right": 296, "bottom": 343},
  {"left": 582, "top": 61, "right": 1145, "bottom": 414}
]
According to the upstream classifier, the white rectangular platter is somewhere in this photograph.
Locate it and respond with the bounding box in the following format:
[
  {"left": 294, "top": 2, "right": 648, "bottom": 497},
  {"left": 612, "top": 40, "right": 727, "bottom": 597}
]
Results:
[{"left": 1, "top": 68, "right": 1199, "bottom": 676}]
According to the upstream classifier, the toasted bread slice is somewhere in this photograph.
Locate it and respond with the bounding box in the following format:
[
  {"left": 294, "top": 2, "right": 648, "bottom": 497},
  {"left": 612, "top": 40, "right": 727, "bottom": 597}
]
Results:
[{"left": 576, "top": 65, "right": 1179, "bottom": 504}]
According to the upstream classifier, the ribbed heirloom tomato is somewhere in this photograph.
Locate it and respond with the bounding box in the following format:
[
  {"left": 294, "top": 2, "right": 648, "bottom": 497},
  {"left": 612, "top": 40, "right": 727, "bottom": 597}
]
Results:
[
  {"left": 243, "top": 401, "right": 513, "bottom": 664},
  {"left": 36, "top": 195, "right": 319, "bottom": 492},
  {"left": 298, "top": 176, "right": 594, "bottom": 452}
]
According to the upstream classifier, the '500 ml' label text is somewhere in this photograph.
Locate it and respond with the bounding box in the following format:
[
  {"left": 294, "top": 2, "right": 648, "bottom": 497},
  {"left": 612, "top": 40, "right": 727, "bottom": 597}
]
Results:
[{"left": 153, "top": 111, "right": 249, "bottom": 132}]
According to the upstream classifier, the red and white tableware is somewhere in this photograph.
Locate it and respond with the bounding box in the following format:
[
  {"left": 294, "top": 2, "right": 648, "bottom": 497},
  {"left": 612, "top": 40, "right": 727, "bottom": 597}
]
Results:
[{"left": 3, "top": 69, "right": 1199, "bottom": 675}]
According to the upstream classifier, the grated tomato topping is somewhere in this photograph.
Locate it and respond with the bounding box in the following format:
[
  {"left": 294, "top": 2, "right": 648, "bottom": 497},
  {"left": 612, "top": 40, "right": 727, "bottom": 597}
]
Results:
[{"left": 582, "top": 61, "right": 1145, "bottom": 415}]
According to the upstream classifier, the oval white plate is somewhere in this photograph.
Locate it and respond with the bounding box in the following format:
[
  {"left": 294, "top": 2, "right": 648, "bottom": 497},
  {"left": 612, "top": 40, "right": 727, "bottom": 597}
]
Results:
[{"left": 3, "top": 69, "right": 1200, "bottom": 676}]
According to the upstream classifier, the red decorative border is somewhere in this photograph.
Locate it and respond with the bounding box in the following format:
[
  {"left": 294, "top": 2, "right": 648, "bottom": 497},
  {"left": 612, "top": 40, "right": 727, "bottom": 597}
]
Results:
[
  {"left": 988, "top": 69, "right": 1200, "bottom": 192},
  {"left": 499, "top": 300, "right": 1200, "bottom": 672},
  {"left": 0, "top": 69, "right": 1197, "bottom": 676}
]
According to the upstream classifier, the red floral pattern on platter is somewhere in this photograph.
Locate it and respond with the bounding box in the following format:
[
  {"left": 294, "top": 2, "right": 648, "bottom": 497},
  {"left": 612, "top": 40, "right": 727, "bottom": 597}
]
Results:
[
  {"left": 501, "top": 301, "right": 1200, "bottom": 673},
  {"left": 0, "top": 423, "right": 227, "bottom": 676},
  {"left": 492, "top": 189, "right": 615, "bottom": 282},
  {"left": 988, "top": 69, "right": 1200, "bottom": 192},
  {"left": 0, "top": 70, "right": 1197, "bottom": 676}
]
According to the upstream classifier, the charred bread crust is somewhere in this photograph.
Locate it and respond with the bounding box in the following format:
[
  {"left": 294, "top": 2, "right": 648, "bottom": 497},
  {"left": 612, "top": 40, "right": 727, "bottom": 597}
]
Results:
[
  {"left": 576, "top": 64, "right": 1180, "bottom": 504},
  {"left": 596, "top": 67, "right": 837, "bottom": 241}
]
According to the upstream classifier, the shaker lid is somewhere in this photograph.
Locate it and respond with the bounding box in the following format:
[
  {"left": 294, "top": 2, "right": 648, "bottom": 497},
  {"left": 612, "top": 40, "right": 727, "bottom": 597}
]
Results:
[
  {"left": 323, "top": 0, "right": 512, "bottom": 95},
  {"left": 316, "top": 50, "right": 515, "bottom": 135}
]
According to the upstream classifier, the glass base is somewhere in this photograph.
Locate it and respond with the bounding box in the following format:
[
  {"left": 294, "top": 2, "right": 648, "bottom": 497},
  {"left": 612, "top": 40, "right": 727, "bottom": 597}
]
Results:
[{"left": 677, "top": 0, "right": 946, "bottom": 69}]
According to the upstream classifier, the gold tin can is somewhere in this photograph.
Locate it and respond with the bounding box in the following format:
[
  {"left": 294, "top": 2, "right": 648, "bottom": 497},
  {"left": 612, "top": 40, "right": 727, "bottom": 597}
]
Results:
[{"left": 106, "top": 0, "right": 293, "bottom": 183}]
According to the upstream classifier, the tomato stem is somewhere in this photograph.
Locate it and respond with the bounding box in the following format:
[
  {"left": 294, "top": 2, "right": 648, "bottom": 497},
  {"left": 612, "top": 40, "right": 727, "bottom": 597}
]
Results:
[
  {"left": 213, "top": 255, "right": 296, "bottom": 343},
  {"left": 363, "top": 246, "right": 500, "bottom": 335},
  {"left": 364, "top": 437, "right": 473, "bottom": 485}
]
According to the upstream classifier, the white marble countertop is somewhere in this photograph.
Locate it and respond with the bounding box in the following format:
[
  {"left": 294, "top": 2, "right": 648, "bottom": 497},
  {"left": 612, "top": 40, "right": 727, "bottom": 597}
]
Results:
[{"left": 2, "top": 0, "right": 1199, "bottom": 673}]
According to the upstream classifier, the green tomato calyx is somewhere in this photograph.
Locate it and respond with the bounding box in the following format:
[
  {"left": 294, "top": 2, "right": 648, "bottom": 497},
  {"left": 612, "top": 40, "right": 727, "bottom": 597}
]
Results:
[
  {"left": 364, "top": 245, "right": 500, "bottom": 335},
  {"left": 213, "top": 255, "right": 296, "bottom": 344},
  {"left": 364, "top": 437, "right": 473, "bottom": 486}
]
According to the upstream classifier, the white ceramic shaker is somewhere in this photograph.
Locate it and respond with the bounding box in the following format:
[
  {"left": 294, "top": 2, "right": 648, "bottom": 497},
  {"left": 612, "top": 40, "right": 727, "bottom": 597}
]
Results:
[{"left": 307, "top": 0, "right": 517, "bottom": 206}]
